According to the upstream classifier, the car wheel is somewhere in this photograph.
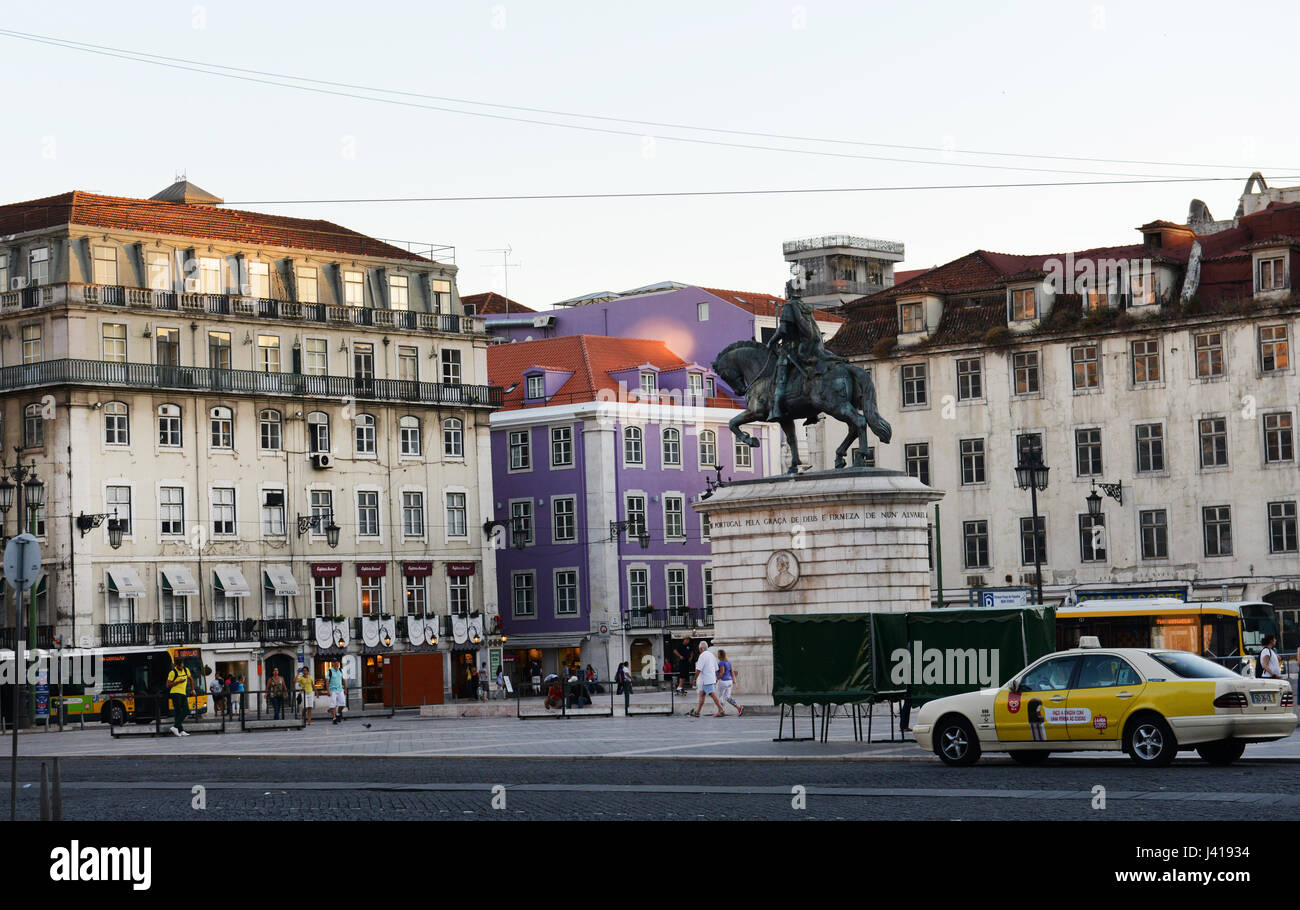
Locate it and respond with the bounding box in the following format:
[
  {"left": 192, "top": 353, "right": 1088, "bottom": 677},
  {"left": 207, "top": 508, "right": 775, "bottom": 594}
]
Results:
[
  {"left": 935, "top": 715, "right": 981, "bottom": 766},
  {"left": 1009, "top": 750, "right": 1050, "bottom": 765},
  {"left": 1195, "top": 740, "right": 1246, "bottom": 766},
  {"left": 1125, "top": 714, "right": 1177, "bottom": 767},
  {"left": 103, "top": 702, "right": 127, "bottom": 727}
]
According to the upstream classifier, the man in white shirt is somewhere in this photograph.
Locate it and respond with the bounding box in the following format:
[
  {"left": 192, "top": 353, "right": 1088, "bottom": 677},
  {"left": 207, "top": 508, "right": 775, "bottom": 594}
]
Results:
[
  {"left": 688, "top": 643, "right": 726, "bottom": 717},
  {"left": 1259, "top": 635, "right": 1284, "bottom": 679}
]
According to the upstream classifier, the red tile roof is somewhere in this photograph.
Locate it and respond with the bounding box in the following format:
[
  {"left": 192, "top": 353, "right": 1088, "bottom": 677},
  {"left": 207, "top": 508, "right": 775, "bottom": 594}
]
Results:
[
  {"left": 462, "top": 292, "right": 534, "bottom": 314},
  {"left": 699, "top": 286, "right": 845, "bottom": 324},
  {"left": 892, "top": 268, "right": 933, "bottom": 284},
  {"left": 0, "top": 191, "right": 433, "bottom": 263}
]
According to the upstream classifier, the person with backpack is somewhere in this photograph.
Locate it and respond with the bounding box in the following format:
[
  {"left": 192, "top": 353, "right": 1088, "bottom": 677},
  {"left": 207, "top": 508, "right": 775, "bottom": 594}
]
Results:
[
  {"left": 166, "top": 659, "right": 193, "bottom": 737},
  {"left": 209, "top": 673, "right": 224, "bottom": 717},
  {"left": 1259, "top": 634, "right": 1284, "bottom": 679}
]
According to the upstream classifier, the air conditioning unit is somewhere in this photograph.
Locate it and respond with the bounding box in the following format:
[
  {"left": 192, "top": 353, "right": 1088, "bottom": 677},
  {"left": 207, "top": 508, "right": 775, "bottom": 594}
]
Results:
[
  {"left": 10, "top": 276, "right": 28, "bottom": 290},
  {"left": 184, "top": 278, "right": 200, "bottom": 293},
  {"left": 311, "top": 452, "right": 334, "bottom": 469},
  {"left": 965, "top": 575, "right": 987, "bottom": 588}
]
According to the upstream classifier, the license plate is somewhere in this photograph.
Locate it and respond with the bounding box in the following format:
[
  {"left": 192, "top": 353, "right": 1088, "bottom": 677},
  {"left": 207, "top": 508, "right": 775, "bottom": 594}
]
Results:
[{"left": 1250, "top": 691, "right": 1277, "bottom": 705}]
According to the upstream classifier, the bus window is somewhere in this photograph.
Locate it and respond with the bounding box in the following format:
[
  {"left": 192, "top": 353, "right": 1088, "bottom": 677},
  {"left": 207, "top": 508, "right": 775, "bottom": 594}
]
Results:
[
  {"left": 1201, "top": 616, "right": 1242, "bottom": 659},
  {"left": 1241, "top": 604, "right": 1280, "bottom": 654},
  {"left": 1109, "top": 620, "right": 1149, "bottom": 649},
  {"left": 100, "top": 656, "right": 133, "bottom": 697},
  {"left": 1151, "top": 616, "right": 1198, "bottom": 652},
  {"left": 179, "top": 655, "right": 208, "bottom": 694}
]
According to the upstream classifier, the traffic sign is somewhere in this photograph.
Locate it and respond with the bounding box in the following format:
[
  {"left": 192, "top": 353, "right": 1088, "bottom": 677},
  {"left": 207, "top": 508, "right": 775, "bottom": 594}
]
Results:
[
  {"left": 3, "top": 533, "right": 41, "bottom": 592},
  {"left": 598, "top": 623, "right": 610, "bottom": 636}
]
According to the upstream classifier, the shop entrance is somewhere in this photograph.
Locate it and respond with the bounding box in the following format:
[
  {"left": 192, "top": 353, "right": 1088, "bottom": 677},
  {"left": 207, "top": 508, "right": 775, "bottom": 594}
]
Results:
[
  {"left": 629, "top": 637, "right": 657, "bottom": 687},
  {"left": 362, "top": 653, "right": 388, "bottom": 705},
  {"left": 451, "top": 651, "right": 478, "bottom": 699}
]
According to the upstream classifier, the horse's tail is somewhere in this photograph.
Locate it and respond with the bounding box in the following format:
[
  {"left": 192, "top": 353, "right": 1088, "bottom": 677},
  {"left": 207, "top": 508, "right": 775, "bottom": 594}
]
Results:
[{"left": 851, "top": 364, "right": 892, "bottom": 444}]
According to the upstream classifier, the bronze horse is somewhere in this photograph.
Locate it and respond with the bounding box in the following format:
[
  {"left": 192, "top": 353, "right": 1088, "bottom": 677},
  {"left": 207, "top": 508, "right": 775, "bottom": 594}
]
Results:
[{"left": 712, "top": 340, "right": 892, "bottom": 473}]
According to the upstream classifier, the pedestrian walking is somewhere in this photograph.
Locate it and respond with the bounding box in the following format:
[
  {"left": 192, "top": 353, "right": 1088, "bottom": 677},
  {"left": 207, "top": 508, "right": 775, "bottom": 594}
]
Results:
[
  {"left": 715, "top": 649, "right": 744, "bottom": 716},
  {"left": 687, "top": 642, "right": 726, "bottom": 717},
  {"left": 297, "top": 666, "right": 316, "bottom": 725},
  {"left": 616, "top": 661, "right": 632, "bottom": 711},
  {"left": 267, "top": 667, "right": 288, "bottom": 720},
  {"left": 231, "top": 675, "right": 245, "bottom": 716},
  {"left": 672, "top": 636, "right": 693, "bottom": 694},
  {"left": 222, "top": 675, "right": 234, "bottom": 718},
  {"left": 1259, "top": 635, "right": 1284, "bottom": 679},
  {"left": 166, "top": 658, "right": 193, "bottom": 737},
  {"left": 327, "top": 661, "right": 348, "bottom": 724},
  {"left": 209, "top": 673, "right": 224, "bottom": 717}
]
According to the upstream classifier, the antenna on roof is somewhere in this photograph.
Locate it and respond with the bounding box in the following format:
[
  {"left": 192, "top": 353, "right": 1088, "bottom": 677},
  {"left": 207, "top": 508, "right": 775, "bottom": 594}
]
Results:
[
  {"left": 174, "top": 170, "right": 187, "bottom": 183},
  {"left": 479, "top": 245, "right": 521, "bottom": 312}
]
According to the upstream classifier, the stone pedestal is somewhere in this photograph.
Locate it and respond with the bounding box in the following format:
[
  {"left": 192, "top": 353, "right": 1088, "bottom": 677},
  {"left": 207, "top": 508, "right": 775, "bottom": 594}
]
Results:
[{"left": 694, "top": 467, "right": 944, "bottom": 697}]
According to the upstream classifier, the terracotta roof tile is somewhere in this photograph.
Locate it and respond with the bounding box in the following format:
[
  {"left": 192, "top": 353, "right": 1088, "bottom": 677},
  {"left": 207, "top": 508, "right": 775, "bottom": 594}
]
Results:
[{"left": 462, "top": 292, "right": 534, "bottom": 314}]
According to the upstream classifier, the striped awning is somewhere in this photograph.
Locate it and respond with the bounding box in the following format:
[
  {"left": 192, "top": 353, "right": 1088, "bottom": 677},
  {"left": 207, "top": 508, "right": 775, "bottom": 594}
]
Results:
[
  {"left": 212, "top": 565, "right": 250, "bottom": 598},
  {"left": 263, "top": 565, "right": 301, "bottom": 597},
  {"left": 160, "top": 566, "right": 199, "bottom": 596},
  {"left": 106, "top": 565, "right": 146, "bottom": 598}
]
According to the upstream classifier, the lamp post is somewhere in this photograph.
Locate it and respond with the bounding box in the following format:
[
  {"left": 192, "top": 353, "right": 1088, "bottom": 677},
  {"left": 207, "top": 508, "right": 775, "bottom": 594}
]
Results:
[
  {"left": 0, "top": 450, "right": 45, "bottom": 736},
  {"left": 1014, "top": 451, "right": 1049, "bottom": 606}
]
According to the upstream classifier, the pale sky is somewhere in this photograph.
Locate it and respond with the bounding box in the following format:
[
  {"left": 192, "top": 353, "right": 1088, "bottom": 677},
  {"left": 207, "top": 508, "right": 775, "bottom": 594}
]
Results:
[{"left": 2, "top": 0, "right": 1296, "bottom": 305}]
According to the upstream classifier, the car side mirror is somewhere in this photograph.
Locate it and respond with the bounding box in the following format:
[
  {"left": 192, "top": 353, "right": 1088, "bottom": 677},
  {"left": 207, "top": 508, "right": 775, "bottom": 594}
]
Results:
[{"left": 1007, "top": 679, "right": 1019, "bottom": 693}]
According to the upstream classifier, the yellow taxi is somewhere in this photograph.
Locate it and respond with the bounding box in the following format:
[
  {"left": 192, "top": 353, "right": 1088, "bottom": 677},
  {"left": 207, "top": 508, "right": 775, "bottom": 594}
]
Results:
[{"left": 913, "top": 640, "right": 1296, "bottom": 767}]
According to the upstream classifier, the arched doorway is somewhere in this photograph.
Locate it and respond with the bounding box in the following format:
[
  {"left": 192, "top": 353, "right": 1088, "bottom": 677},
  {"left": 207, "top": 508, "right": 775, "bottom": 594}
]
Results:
[
  {"left": 1264, "top": 590, "right": 1300, "bottom": 652},
  {"left": 265, "top": 653, "right": 295, "bottom": 696}
]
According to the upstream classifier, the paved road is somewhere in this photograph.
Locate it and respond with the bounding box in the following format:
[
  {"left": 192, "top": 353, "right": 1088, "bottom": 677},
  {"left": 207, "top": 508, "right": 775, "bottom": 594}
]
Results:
[{"left": 5, "top": 754, "right": 1298, "bottom": 820}]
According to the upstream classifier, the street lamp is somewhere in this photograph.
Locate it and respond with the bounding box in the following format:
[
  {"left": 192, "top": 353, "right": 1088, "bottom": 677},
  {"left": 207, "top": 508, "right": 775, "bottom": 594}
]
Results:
[
  {"left": 297, "top": 512, "right": 341, "bottom": 549},
  {"left": 0, "top": 452, "right": 43, "bottom": 754},
  {"left": 1014, "top": 451, "right": 1049, "bottom": 606},
  {"left": 1087, "top": 480, "right": 1124, "bottom": 517}
]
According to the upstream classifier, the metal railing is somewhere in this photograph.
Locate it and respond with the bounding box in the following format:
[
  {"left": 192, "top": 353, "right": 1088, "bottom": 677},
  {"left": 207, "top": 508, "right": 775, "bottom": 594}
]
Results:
[
  {"left": 0, "top": 625, "right": 55, "bottom": 649},
  {"left": 154, "top": 621, "right": 203, "bottom": 645},
  {"left": 98, "top": 622, "right": 152, "bottom": 646},
  {"left": 0, "top": 358, "right": 503, "bottom": 408}
]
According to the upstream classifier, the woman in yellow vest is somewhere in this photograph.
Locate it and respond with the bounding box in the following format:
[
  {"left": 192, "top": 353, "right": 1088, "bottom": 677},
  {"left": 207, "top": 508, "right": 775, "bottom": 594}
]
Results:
[{"left": 166, "top": 660, "right": 192, "bottom": 737}]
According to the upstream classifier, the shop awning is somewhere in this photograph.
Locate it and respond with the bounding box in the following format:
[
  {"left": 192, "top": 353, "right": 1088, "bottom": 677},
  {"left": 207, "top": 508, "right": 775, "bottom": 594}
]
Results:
[
  {"left": 212, "top": 565, "right": 251, "bottom": 598},
  {"left": 499, "top": 633, "right": 589, "bottom": 649},
  {"left": 105, "top": 565, "right": 146, "bottom": 598},
  {"left": 160, "top": 566, "right": 199, "bottom": 596},
  {"left": 263, "top": 565, "right": 301, "bottom": 597}
]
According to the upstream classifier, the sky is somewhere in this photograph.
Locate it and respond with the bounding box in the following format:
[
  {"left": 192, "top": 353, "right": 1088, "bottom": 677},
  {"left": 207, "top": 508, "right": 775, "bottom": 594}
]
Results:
[{"left": 1, "top": 0, "right": 1297, "bottom": 305}]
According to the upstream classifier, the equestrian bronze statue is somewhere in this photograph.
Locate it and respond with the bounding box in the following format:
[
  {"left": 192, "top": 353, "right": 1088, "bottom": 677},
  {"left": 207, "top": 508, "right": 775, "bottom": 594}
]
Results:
[{"left": 711, "top": 272, "right": 892, "bottom": 474}]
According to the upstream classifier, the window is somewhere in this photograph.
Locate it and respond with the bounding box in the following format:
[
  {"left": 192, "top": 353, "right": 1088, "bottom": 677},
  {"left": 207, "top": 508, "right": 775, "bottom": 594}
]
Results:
[
  {"left": 512, "top": 573, "right": 536, "bottom": 617},
  {"left": 1131, "top": 339, "right": 1161, "bottom": 383},
  {"left": 1079, "top": 514, "right": 1107, "bottom": 562},
  {"left": 404, "top": 575, "right": 427, "bottom": 615},
  {"left": 1199, "top": 417, "right": 1227, "bottom": 468},
  {"left": 959, "top": 438, "right": 985, "bottom": 485},
  {"left": 901, "top": 363, "right": 928, "bottom": 407},
  {"left": 701, "top": 512, "right": 712, "bottom": 541},
  {"left": 441, "top": 349, "right": 462, "bottom": 385},
  {"left": 1135, "top": 423, "right": 1164, "bottom": 473},
  {"left": 688, "top": 373, "right": 704, "bottom": 400},
  {"left": 550, "top": 426, "right": 573, "bottom": 467},
  {"left": 956, "top": 358, "right": 982, "bottom": 400},
  {"left": 1203, "top": 505, "right": 1232, "bottom": 557},
  {"left": 304, "top": 338, "right": 328, "bottom": 376},
  {"left": 1075, "top": 428, "right": 1102, "bottom": 477},
  {"left": 1258, "top": 257, "right": 1286, "bottom": 292},
  {"left": 160, "top": 590, "right": 186, "bottom": 624},
  {"left": 625, "top": 495, "right": 647, "bottom": 539},
  {"left": 104, "top": 401, "right": 129, "bottom": 446},
  {"left": 357, "top": 491, "right": 380, "bottom": 537},
  {"left": 21, "top": 325, "right": 41, "bottom": 364},
  {"left": 697, "top": 301, "right": 709, "bottom": 322},
  {"left": 1019, "top": 516, "right": 1046, "bottom": 565},
  {"left": 257, "top": 335, "right": 280, "bottom": 373},
  {"left": 1140, "top": 509, "right": 1169, "bottom": 559},
  {"left": 343, "top": 270, "right": 364, "bottom": 307},
  {"left": 526, "top": 375, "right": 545, "bottom": 399},
  {"left": 247, "top": 261, "right": 270, "bottom": 298},
  {"left": 628, "top": 568, "right": 649, "bottom": 611},
  {"left": 899, "top": 301, "right": 924, "bottom": 333},
  {"left": 1011, "top": 287, "right": 1037, "bottom": 320},
  {"left": 509, "top": 430, "right": 531, "bottom": 470},
  {"left": 662, "top": 427, "right": 681, "bottom": 466},
  {"left": 147, "top": 252, "right": 170, "bottom": 291},
  {"left": 1013, "top": 433, "right": 1040, "bottom": 464},
  {"left": 158, "top": 404, "right": 182, "bottom": 447},
  {"left": 624, "top": 427, "right": 643, "bottom": 465},
  {"left": 698, "top": 429, "right": 717, "bottom": 467},
  {"left": 102, "top": 323, "right": 127, "bottom": 363},
  {"left": 208, "top": 332, "right": 231, "bottom": 370},
  {"left": 905, "top": 443, "right": 930, "bottom": 485},
  {"left": 295, "top": 267, "right": 318, "bottom": 304},
  {"left": 706, "top": 377, "right": 715, "bottom": 398},
  {"left": 106, "top": 591, "right": 134, "bottom": 626},
  {"left": 442, "top": 418, "right": 462, "bottom": 458},
  {"left": 199, "top": 258, "right": 222, "bottom": 294},
  {"left": 1264, "top": 412, "right": 1294, "bottom": 463},
  {"left": 261, "top": 488, "right": 286, "bottom": 536},
  {"left": 1130, "top": 267, "right": 1157, "bottom": 306},
  {"left": 93, "top": 245, "right": 117, "bottom": 285},
  {"left": 398, "top": 345, "right": 419, "bottom": 382},
  {"left": 431, "top": 278, "right": 452, "bottom": 313},
  {"left": 209, "top": 407, "right": 233, "bottom": 449},
  {"left": 734, "top": 438, "right": 752, "bottom": 468},
  {"left": 402, "top": 491, "right": 425, "bottom": 538},
  {"left": 28, "top": 247, "right": 48, "bottom": 285},
  {"left": 510, "top": 499, "right": 534, "bottom": 546},
  {"left": 1012, "top": 351, "right": 1040, "bottom": 395},
  {"left": 639, "top": 372, "right": 657, "bottom": 396},
  {"left": 156, "top": 327, "right": 180, "bottom": 366},
  {"left": 1194, "top": 331, "right": 1223, "bottom": 379},
  {"left": 1260, "top": 325, "right": 1290, "bottom": 373},
  {"left": 359, "top": 577, "right": 383, "bottom": 617},
  {"left": 211, "top": 487, "right": 235, "bottom": 536},
  {"left": 1268, "top": 501, "right": 1298, "bottom": 554},
  {"left": 307, "top": 411, "right": 330, "bottom": 453},
  {"left": 667, "top": 568, "right": 687, "bottom": 613},
  {"left": 354, "top": 414, "right": 376, "bottom": 455},
  {"left": 664, "top": 496, "right": 685, "bottom": 540},
  {"left": 1071, "top": 344, "right": 1099, "bottom": 389},
  {"left": 963, "top": 520, "right": 989, "bottom": 569},
  {"left": 389, "top": 275, "right": 409, "bottom": 310},
  {"left": 310, "top": 490, "right": 333, "bottom": 537},
  {"left": 400, "top": 418, "right": 426, "bottom": 457},
  {"left": 445, "top": 492, "right": 467, "bottom": 537},
  {"left": 1020, "top": 656, "right": 1082, "bottom": 693},
  {"left": 106, "top": 485, "right": 132, "bottom": 535},
  {"left": 312, "top": 577, "right": 336, "bottom": 619},
  {"left": 0, "top": 253, "right": 6, "bottom": 290},
  {"left": 555, "top": 570, "right": 579, "bottom": 616},
  {"left": 448, "top": 575, "right": 470, "bottom": 615},
  {"left": 259, "top": 409, "right": 282, "bottom": 451},
  {"left": 553, "top": 497, "right": 576, "bottom": 542},
  {"left": 703, "top": 567, "right": 714, "bottom": 614},
  {"left": 159, "top": 486, "right": 184, "bottom": 536}
]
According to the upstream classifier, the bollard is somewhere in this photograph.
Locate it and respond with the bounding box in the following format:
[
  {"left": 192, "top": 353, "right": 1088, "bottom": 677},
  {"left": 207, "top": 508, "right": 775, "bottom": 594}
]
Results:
[
  {"left": 52, "top": 757, "right": 62, "bottom": 821},
  {"left": 39, "top": 762, "right": 49, "bottom": 821}
]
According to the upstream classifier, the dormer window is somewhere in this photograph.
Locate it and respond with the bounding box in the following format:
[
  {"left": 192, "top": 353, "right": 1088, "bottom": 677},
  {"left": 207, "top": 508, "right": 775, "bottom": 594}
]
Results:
[
  {"left": 1258, "top": 257, "right": 1286, "bottom": 292},
  {"left": 1130, "top": 266, "right": 1157, "bottom": 306},
  {"left": 1010, "top": 287, "right": 1037, "bottom": 321},
  {"left": 688, "top": 373, "right": 704, "bottom": 398},
  {"left": 1084, "top": 287, "right": 1109, "bottom": 312},
  {"left": 640, "top": 372, "right": 657, "bottom": 395},
  {"left": 526, "top": 375, "right": 545, "bottom": 400},
  {"left": 899, "top": 301, "right": 924, "bottom": 333}
]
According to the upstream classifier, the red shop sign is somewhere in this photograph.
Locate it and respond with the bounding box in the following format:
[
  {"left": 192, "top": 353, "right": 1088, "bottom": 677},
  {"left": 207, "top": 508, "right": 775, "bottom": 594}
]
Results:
[
  {"left": 403, "top": 561, "right": 434, "bottom": 577},
  {"left": 311, "top": 562, "right": 343, "bottom": 578},
  {"left": 446, "top": 561, "right": 477, "bottom": 577},
  {"left": 356, "top": 562, "right": 388, "bottom": 577}
]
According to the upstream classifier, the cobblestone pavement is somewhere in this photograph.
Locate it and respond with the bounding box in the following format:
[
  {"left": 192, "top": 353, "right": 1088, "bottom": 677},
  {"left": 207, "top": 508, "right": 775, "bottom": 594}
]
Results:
[{"left": 4, "top": 755, "right": 1299, "bottom": 820}]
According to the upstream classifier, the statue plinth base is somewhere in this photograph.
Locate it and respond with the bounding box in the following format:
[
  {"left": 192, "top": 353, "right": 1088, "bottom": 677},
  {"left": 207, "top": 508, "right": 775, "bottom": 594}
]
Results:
[{"left": 693, "top": 467, "right": 945, "bottom": 697}]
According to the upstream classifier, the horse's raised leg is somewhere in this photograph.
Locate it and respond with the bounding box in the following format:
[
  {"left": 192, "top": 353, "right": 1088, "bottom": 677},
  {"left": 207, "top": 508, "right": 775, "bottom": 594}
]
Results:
[{"left": 729, "top": 410, "right": 761, "bottom": 449}]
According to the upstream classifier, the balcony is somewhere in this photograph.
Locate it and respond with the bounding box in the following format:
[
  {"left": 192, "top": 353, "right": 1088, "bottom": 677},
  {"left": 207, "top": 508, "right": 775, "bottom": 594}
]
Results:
[
  {"left": 207, "top": 619, "right": 257, "bottom": 643},
  {"left": 0, "top": 358, "right": 503, "bottom": 408},
  {"left": 0, "top": 626, "right": 55, "bottom": 649},
  {"left": 260, "top": 618, "right": 307, "bottom": 643},
  {"left": 2, "top": 282, "right": 487, "bottom": 338},
  {"left": 625, "top": 608, "right": 662, "bottom": 630},
  {"left": 99, "top": 622, "right": 152, "bottom": 647},
  {"left": 154, "top": 621, "right": 203, "bottom": 645},
  {"left": 801, "top": 279, "right": 886, "bottom": 299}
]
